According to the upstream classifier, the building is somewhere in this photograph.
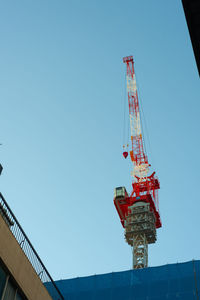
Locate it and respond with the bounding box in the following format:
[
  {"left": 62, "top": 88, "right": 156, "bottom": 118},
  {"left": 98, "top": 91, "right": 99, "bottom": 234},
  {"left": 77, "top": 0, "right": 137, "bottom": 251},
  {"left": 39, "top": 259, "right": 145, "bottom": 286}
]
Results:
[
  {"left": 46, "top": 260, "right": 200, "bottom": 300},
  {"left": 182, "top": 0, "right": 200, "bottom": 76},
  {"left": 0, "top": 192, "right": 64, "bottom": 300},
  {"left": 1, "top": 193, "right": 200, "bottom": 300}
]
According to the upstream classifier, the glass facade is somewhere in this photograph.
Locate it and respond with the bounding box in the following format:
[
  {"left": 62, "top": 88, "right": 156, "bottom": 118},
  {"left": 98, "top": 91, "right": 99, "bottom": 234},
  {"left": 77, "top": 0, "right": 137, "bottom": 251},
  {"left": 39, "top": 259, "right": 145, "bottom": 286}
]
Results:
[
  {"left": 0, "top": 262, "right": 26, "bottom": 300},
  {"left": 0, "top": 267, "right": 7, "bottom": 298}
]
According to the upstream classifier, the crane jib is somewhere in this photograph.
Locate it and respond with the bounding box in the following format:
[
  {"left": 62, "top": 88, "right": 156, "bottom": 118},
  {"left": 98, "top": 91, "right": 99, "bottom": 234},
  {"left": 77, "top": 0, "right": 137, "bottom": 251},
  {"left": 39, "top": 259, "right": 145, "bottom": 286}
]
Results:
[{"left": 124, "top": 57, "right": 148, "bottom": 179}]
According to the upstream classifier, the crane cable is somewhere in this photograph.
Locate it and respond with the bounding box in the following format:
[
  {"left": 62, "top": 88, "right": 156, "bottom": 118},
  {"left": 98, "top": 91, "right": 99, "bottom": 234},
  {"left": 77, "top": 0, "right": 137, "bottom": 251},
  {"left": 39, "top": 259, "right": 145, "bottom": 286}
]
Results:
[
  {"left": 123, "top": 71, "right": 129, "bottom": 152},
  {"left": 135, "top": 69, "right": 155, "bottom": 168}
]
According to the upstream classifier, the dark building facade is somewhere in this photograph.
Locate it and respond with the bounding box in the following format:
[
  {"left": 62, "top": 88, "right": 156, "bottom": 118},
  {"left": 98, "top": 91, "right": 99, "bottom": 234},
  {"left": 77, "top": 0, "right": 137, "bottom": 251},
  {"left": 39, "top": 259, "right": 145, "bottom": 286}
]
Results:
[{"left": 182, "top": 0, "right": 200, "bottom": 76}]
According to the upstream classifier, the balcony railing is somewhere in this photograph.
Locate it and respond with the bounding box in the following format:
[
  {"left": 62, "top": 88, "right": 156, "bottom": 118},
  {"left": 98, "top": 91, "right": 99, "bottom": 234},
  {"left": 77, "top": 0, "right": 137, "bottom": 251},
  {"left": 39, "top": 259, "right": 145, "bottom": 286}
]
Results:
[{"left": 0, "top": 192, "right": 64, "bottom": 300}]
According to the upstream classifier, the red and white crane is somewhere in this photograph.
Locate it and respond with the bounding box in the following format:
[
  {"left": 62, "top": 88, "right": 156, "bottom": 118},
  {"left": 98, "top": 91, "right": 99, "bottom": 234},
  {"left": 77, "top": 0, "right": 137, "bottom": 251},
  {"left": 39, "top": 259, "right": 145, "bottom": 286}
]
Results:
[{"left": 114, "top": 56, "right": 161, "bottom": 269}]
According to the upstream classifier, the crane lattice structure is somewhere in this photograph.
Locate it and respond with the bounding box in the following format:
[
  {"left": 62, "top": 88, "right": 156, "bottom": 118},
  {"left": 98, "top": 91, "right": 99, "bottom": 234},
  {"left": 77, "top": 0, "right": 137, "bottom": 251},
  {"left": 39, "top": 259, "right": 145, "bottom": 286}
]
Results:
[{"left": 114, "top": 56, "right": 161, "bottom": 269}]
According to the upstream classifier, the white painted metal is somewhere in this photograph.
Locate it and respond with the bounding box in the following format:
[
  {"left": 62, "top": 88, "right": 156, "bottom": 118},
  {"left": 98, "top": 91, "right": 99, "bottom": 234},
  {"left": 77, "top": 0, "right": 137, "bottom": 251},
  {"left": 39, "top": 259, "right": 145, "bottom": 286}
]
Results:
[
  {"left": 126, "top": 72, "right": 149, "bottom": 180},
  {"left": 132, "top": 233, "right": 148, "bottom": 269},
  {"left": 124, "top": 202, "right": 156, "bottom": 269},
  {"left": 126, "top": 74, "right": 141, "bottom": 138}
]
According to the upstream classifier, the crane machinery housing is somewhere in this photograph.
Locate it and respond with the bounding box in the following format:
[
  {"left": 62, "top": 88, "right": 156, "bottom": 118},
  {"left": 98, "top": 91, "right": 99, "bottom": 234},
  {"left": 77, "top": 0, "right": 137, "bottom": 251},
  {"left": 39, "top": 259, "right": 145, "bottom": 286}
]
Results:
[{"left": 114, "top": 56, "right": 161, "bottom": 269}]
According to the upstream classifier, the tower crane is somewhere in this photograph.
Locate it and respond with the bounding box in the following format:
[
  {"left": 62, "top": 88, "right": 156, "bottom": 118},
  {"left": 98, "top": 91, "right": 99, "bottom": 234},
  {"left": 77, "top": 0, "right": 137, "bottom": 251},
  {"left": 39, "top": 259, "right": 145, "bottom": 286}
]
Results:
[{"left": 114, "top": 56, "right": 161, "bottom": 269}]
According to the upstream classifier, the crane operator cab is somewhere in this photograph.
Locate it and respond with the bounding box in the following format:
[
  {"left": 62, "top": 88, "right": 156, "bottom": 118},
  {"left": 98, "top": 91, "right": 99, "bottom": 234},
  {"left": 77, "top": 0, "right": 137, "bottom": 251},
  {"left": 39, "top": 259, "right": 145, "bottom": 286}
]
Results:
[{"left": 114, "top": 187, "right": 128, "bottom": 199}]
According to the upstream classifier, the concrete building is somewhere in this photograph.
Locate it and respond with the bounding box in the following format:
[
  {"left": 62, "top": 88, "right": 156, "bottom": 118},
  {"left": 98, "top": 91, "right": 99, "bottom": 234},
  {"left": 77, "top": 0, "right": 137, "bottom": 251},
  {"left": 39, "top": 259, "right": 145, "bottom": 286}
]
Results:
[
  {"left": 1, "top": 191, "right": 200, "bottom": 300},
  {"left": 0, "top": 192, "right": 64, "bottom": 300}
]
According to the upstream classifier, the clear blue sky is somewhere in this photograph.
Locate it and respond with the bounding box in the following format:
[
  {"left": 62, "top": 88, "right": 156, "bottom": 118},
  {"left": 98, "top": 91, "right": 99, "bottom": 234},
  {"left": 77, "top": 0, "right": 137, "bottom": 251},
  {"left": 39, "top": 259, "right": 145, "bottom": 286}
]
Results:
[{"left": 0, "top": 0, "right": 199, "bottom": 280}]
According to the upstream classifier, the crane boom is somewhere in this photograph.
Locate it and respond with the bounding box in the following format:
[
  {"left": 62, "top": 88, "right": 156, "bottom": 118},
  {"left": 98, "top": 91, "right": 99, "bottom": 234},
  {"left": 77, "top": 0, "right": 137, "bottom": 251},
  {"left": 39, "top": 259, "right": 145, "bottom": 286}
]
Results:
[{"left": 123, "top": 56, "right": 149, "bottom": 179}]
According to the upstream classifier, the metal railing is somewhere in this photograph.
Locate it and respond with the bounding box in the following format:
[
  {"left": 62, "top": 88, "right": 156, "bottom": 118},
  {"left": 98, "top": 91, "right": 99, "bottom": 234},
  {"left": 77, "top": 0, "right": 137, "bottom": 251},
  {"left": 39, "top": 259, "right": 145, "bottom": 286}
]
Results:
[{"left": 0, "top": 192, "right": 64, "bottom": 300}]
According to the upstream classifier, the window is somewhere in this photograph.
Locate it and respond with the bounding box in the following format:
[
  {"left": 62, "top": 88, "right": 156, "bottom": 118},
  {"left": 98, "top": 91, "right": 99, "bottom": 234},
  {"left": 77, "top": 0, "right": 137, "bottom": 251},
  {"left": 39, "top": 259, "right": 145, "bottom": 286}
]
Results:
[
  {"left": 3, "top": 280, "right": 16, "bottom": 300},
  {"left": 15, "top": 292, "right": 23, "bottom": 300},
  {"left": 0, "top": 262, "right": 27, "bottom": 300},
  {"left": 0, "top": 267, "right": 7, "bottom": 298}
]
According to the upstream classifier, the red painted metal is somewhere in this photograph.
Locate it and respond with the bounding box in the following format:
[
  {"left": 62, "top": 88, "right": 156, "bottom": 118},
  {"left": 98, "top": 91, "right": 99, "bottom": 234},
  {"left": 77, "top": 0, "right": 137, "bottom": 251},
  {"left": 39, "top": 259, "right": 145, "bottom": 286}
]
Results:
[
  {"left": 124, "top": 56, "right": 147, "bottom": 166},
  {"left": 123, "top": 151, "right": 128, "bottom": 159},
  {"left": 114, "top": 173, "right": 161, "bottom": 229},
  {"left": 114, "top": 56, "right": 161, "bottom": 229}
]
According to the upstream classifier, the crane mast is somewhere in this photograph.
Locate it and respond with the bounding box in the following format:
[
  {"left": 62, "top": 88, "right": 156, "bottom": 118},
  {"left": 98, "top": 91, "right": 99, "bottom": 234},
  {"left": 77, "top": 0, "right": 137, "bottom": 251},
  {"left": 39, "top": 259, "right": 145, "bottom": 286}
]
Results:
[{"left": 114, "top": 56, "right": 161, "bottom": 269}]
